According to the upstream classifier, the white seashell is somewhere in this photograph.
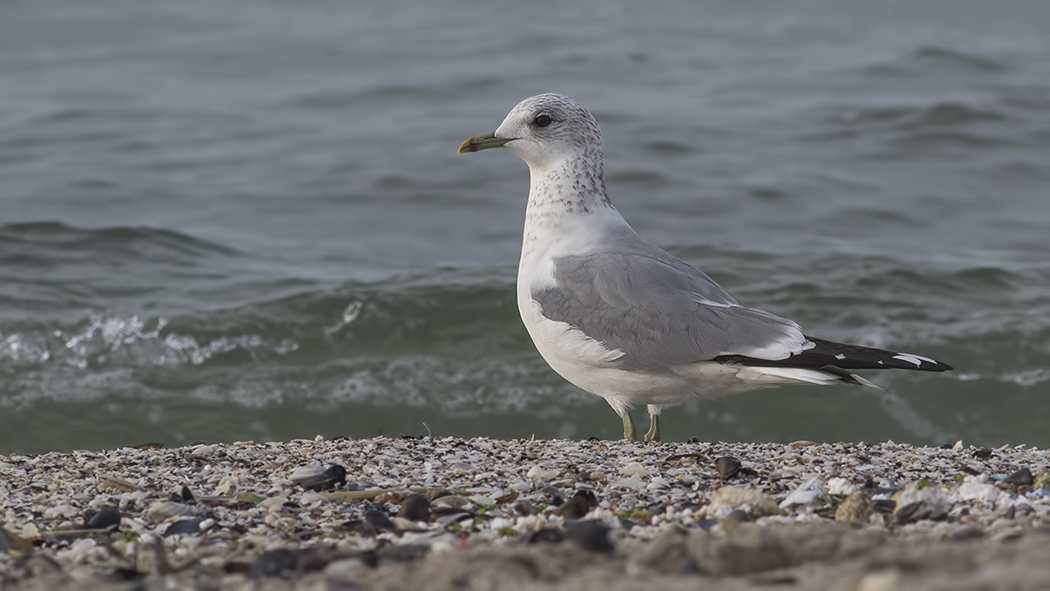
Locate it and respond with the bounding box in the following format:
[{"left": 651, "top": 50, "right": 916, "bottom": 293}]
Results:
[
  {"left": 620, "top": 462, "right": 649, "bottom": 478},
  {"left": 779, "top": 477, "right": 825, "bottom": 509}
]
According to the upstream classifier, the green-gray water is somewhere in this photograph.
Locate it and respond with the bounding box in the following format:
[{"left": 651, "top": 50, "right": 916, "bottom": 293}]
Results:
[{"left": 2, "top": 0, "right": 1049, "bottom": 453}]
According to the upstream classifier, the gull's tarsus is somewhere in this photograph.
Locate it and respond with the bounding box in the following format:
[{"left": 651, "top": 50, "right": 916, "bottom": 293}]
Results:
[{"left": 621, "top": 412, "right": 636, "bottom": 441}]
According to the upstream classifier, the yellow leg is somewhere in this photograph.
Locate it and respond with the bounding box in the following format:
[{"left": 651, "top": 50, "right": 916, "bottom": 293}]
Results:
[
  {"left": 621, "top": 412, "right": 636, "bottom": 441},
  {"left": 643, "top": 412, "right": 661, "bottom": 443}
]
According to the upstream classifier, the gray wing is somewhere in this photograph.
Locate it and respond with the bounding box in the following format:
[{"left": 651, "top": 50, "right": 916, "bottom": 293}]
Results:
[{"left": 532, "top": 243, "right": 806, "bottom": 370}]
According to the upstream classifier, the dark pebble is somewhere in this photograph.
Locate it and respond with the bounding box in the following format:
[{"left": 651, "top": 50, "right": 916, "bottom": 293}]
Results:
[
  {"left": 565, "top": 520, "right": 614, "bottom": 553},
  {"left": 12, "top": 554, "right": 63, "bottom": 578},
  {"left": 553, "top": 496, "right": 588, "bottom": 519},
  {"left": 181, "top": 486, "right": 196, "bottom": 503},
  {"left": 1002, "top": 467, "right": 1034, "bottom": 486},
  {"left": 554, "top": 490, "right": 599, "bottom": 519},
  {"left": 973, "top": 448, "right": 993, "bottom": 461},
  {"left": 528, "top": 528, "right": 566, "bottom": 545},
  {"left": 714, "top": 456, "right": 741, "bottom": 478},
  {"left": 893, "top": 503, "right": 925, "bottom": 525},
  {"left": 0, "top": 529, "right": 14, "bottom": 553},
  {"left": 540, "top": 485, "right": 565, "bottom": 506},
  {"left": 163, "top": 519, "right": 202, "bottom": 537},
  {"left": 298, "top": 465, "right": 348, "bottom": 492},
  {"left": 85, "top": 506, "right": 122, "bottom": 529},
  {"left": 100, "top": 567, "right": 146, "bottom": 583},
  {"left": 251, "top": 549, "right": 299, "bottom": 578},
  {"left": 874, "top": 499, "right": 897, "bottom": 512},
  {"left": 698, "top": 519, "right": 719, "bottom": 532},
  {"left": 374, "top": 544, "right": 431, "bottom": 565},
  {"left": 949, "top": 527, "right": 985, "bottom": 542},
  {"left": 513, "top": 500, "right": 534, "bottom": 516},
  {"left": 434, "top": 510, "right": 474, "bottom": 527},
  {"left": 397, "top": 494, "right": 431, "bottom": 523},
  {"left": 724, "top": 509, "right": 753, "bottom": 523},
  {"left": 364, "top": 509, "right": 396, "bottom": 532}
]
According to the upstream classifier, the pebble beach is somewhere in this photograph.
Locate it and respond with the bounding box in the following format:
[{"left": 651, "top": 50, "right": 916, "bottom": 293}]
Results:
[{"left": 2, "top": 436, "right": 1050, "bottom": 590}]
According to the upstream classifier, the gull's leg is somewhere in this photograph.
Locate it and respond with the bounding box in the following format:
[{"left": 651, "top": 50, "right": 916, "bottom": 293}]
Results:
[
  {"left": 644, "top": 404, "right": 662, "bottom": 443},
  {"left": 620, "top": 411, "right": 636, "bottom": 441}
]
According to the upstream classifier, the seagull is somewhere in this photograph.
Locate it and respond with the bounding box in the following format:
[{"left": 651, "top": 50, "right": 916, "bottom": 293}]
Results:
[{"left": 458, "top": 93, "right": 952, "bottom": 442}]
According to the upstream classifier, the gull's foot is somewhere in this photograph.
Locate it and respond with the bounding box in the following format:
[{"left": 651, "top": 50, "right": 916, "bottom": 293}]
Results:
[
  {"left": 621, "top": 412, "right": 636, "bottom": 441},
  {"left": 643, "top": 414, "right": 661, "bottom": 443}
]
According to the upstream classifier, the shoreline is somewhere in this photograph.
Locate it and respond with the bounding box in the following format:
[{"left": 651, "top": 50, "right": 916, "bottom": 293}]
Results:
[{"left": 2, "top": 436, "right": 1049, "bottom": 590}]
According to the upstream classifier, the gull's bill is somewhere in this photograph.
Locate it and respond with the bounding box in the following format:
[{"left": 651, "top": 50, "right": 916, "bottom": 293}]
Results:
[{"left": 458, "top": 132, "right": 514, "bottom": 153}]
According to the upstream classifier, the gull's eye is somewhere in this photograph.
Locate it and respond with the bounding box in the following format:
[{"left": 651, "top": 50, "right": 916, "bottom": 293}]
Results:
[{"left": 533, "top": 114, "right": 552, "bottom": 128}]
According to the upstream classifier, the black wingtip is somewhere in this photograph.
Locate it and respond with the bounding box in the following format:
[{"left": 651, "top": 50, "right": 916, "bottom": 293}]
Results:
[{"left": 714, "top": 337, "right": 953, "bottom": 373}]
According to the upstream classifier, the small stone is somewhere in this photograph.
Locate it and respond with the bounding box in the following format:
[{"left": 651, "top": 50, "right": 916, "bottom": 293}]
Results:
[
  {"left": 432, "top": 495, "right": 469, "bottom": 509},
  {"left": 713, "top": 457, "right": 741, "bottom": 479},
  {"left": 215, "top": 477, "right": 238, "bottom": 497},
  {"left": 973, "top": 448, "right": 993, "bottom": 461},
  {"left": 827, "top": 477, "right": 857, "bottom": 496},
  {"left": 857, "top": 568, "right": 901, "bottom": 591},
  {"left": 611, "top": 476, "right": 645, "bottom": 489},
  {"left": 397, "top": 494, "right": 431, "bottom": 523},
  {"left": 707, "top": 487, "right": 779, "bottom": 518},
  {"left": 162, "top": 518, "right": 202, "bottom": 537},
  {"left": 0, "top": 528, "right": 33, "bottom": 553},
  {"left": 647, "top": 477, "right": 670, "bottom": 491},
  {"left": 553, "top": 490, "right": 597, "bottom": 519},
  {"left": 364, "top": 509, "right": 396, "bottom": 533},
  {"left": 294, "top": 465, "right": 347, "bottom": 492},
  {"left": 565, "top": 520, "right": 613, "bottom": 553},
  {"left": 180, "top": 485, "right": 196, "bottom": 503},
  {"left": 958, "top": 476, "right": 1001, "bottom": 503},
  {"left": 529, "top": 528, "right": 566, "bottom": 545},
  {"left": 527, "top": 465, "right": 560, "bottom": 480},
  {"left": 434, "top": 511, "right": 473, "bottom": 526},
  {"left": 894, "top": 485, "right": 949, "bottom": 524},
  {"left": 779, "top": 477, "right": 825, "bottom": 509},
  {"left": 1001, "top": 467, "right": 1034, "bottom": 487},
  {"left": 43, "top": 505, "right": 78, "bottom": 520},
  {"left": 469, "top": 494, "right": 497, "bottom": 506},
  {"left": 146, "top": 501, "right": 198, "bottom": 524},
  {"left": 251, "top": 549, "right": 299, "bottom": 579},
  {"left": 495, "top": 491, "right": 519, "bottom": 504},
  {"left": 835, "top": 492, "right": 874, "bottom": 523},
  {"left": 1033, "top": 471, "right": 1050, "bottom": 491},
  {"left": 374, "top": 491, "right": 402, "bottom": 504},
  {"left": 621, "top": 462, "right": 649, "bottom": 478},
  {"left": 324, "top": 558, "right": 366, "bottom": 578},
  {"left": 85, "top": 506, "right": 121, "bottom": 529},
  {"left": 540, "top": 485, "right": 565, "bottom": 505}
]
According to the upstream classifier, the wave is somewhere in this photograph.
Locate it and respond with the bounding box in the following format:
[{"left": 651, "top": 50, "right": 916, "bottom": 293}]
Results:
[{"left": 0, "top": 223, "right": 1047, "bottom": 449}]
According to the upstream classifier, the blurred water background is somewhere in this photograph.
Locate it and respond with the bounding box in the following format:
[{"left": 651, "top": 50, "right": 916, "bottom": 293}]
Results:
[{"left": 1, "top": 0, "right": 1049, "bottom": 453}]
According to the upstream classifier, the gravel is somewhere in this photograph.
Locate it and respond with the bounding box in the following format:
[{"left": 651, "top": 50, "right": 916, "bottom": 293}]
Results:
[{"left": 2, "top": 436, "right": 1049, "bottom": 590}]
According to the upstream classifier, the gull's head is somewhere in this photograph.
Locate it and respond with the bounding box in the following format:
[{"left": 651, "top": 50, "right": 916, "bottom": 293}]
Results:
[{"left": 458, "top": 93, "right": 602, "bottom": 170}]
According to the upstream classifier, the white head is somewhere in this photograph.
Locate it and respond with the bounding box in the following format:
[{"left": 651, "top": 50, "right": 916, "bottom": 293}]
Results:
[
  {"left": 459, "top": 94, "right": 611, "bottom": 212},
  {"left": 458, "top": 93, "right": 603, "bottom": 172}
]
